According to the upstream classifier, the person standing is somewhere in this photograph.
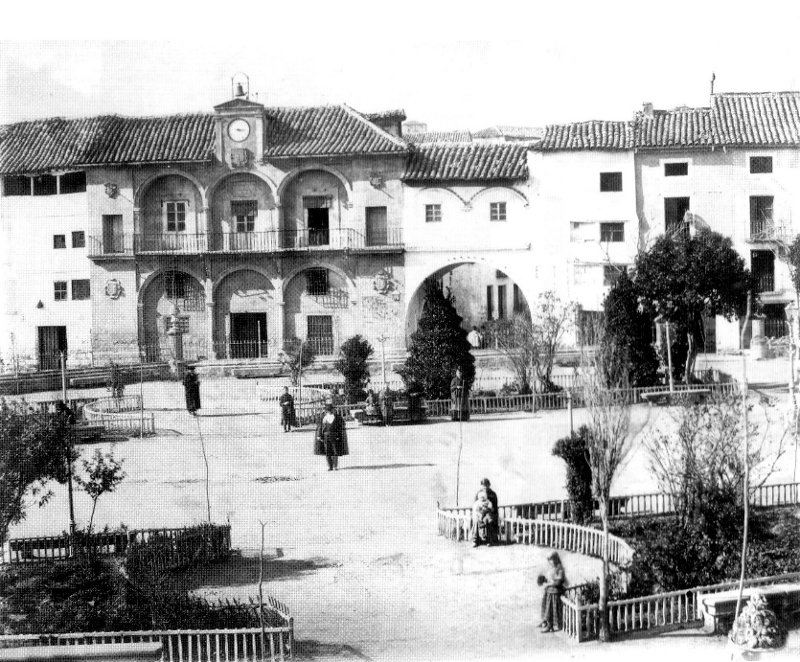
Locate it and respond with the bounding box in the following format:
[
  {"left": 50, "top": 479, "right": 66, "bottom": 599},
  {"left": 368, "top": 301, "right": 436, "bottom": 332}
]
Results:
[
  {"left": 183, "top": 365, "right": 201, "bottom": 415},
  {"left": 477, "top": 478, "right": 499, "bottom": 545},
  {"left": 279, "top": 386, "right": 297, "bottom": 432},
  {"left": 467, "top": 326, "right": 481, "bottom": 349},
  {"left": 314, "top": 403, "right": 349, "bottom": 471},
  {"left": 380, "top": 388, "right": 394, "bottom": 426},
  {"left": 540, "top": 552, "right": 566, "bottom": 632},
  {"left": 450, "top": 367, "right": 470, "bottom": 422}
]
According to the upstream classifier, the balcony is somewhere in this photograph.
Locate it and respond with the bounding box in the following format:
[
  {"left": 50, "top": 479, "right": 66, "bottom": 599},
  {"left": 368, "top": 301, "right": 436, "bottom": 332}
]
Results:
[
  {"left": 89, "top": 228, "right": 404, "bottom": 258},
  {"left": 748, "top": 219, "right": 793, "bottom": 245}
]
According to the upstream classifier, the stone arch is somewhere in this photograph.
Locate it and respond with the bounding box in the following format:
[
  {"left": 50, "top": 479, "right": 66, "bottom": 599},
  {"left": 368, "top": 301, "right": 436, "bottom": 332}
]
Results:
[
  {"left": 213, "top": 268, "right": 276, "bottom": 359},
  {"left": 404, "top": 255, "right": 535, "bottom": 346},
  {"left": 136, "top": 173, "right": 206, "bottom": 243},
  {"left": 420, "top": 186, "right": 470, "bottom": 207},
  {"left": 206, "top": 172, "right": 278, "bottom": 243},
  {"left": 466, "top": 185, "right": 529, "bottom": 207},
  {"left": 212, "top": 264, "right": 276, "bottom": 297},
  {"left": 276, "top": 163, "right": 353, "bottom": 202},
  {"left": 207, "top": 170, "right": 278, "bottom": 202},
  {"left": 134, "top": 170, "right": 207, "bottom": 208},
  {"left": 139, "top": 269, "right": 208, "bottom": 362},
  {"left": 281, "top": 261, "right": 356, "bottom": 294}
]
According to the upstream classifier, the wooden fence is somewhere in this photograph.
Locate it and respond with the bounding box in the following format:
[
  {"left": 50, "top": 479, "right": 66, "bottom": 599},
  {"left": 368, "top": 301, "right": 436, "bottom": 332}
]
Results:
[
  {"left": 3, "top": 524, "right": 231, "bottom": 566},
  {"left": 83, "top": 395, "right": 155, "bottom": 435},
  {"left": 435, "top": 507, "right": 634, "bottom": 568},
  {"left": 561, "top": 572, "right": 800, "bottom": 642}
]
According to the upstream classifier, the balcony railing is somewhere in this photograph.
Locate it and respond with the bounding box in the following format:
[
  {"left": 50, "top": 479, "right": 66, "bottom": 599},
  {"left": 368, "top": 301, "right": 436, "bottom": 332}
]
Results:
[
  {"left": 754, "top": 272, "right": 775, "bottom": 293},
  {"left": 749, "top": 219, "right": 793, "bottom": 243},
  {"left": 89, "top": 228, "right": 404, "bottom": 257}
]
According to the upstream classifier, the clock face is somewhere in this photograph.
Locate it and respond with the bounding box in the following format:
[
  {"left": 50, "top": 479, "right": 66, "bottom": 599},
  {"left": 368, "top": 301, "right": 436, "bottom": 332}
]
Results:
[{"left": 228, "top": 118, "right": 250, "bottom": 142}]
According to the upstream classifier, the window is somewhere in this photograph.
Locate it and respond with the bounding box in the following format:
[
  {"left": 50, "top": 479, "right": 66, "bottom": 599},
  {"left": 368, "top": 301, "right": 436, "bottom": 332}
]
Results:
[
  {"left": 664, "top": 162, "right": 688, "bottom": 177},
  {"left": 33, "top": 174, "right": 57, "bottom": 196},
  {"left": 571, "top": 221, "right": 594, "bottom": 242},
  {"left": 54, "top": 281, "right": 67, "bottom": 301},
  {"left": 600, "top": 222, "right": 624, "bottom": 242},
  {"left": 599, "top": 172, "right": 622, "bottom": 192},
  {"left": 165, "top": 201, "right": 187, "bottom": 232},
  {"left": 306, "top": 268, "right": 328, "bottom": 296},
  {"left": 164, "top": 271, "right": 189, "bottom": 299},
  {"left": 603, "top": 264, "right": 626, "bottom": 286},
  {"left": 3, "top": 175, "right": 30, "bottom": 196},
  {"left": 486, "top": 286, "right": 494, "bottom": 319},
  {"left": 490, "top": 202, "right": 507, "bottom": 222},
  {"left": 307, "top": 315, "right": 334, "bottom": 354},
  {"left": 425, "top": 204, "right": 442, "bottom": 223},
  {"left": 513, "top": 284, "right": 524, "bottom": 314},
  {"left": 366, "top": 206, "right": 388, "bottom": 246},
  {"left": 751, "top": 250, "right": 775, "bottom": 293},
  {"left": 60, "top": 171, "right": 86, "bottom": 194},
  {"left": 497, "top": 284, "right": 507, "bottom": 319},
  {"left": 750, "top": 156, "right": 773, "bottom": 174},
  {"left": 231, "top": 200, "right": 257, "bottom": 233},
  {"left": 53, "top": 234, "right": 66, "bottom": 249},
  {"left": 71, "top": 279, "right": 90, "bottom": 300},
  {"left": 102, "top": 215, "right": 124, "bottom": 254},
  {"left": 71, "top": 231, "right": 85, "bottom": 248},
  {"left": 665, "top": 197, "right": 691, "bottom": 234},
  {"left": 750, "top": 196, "right": 774, "bottom": 237}
]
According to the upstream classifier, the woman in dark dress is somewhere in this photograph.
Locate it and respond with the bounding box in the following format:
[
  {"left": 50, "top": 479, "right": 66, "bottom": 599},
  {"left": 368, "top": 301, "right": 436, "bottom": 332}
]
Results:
[
  {"left": 540, "top": 551, "right": 566, "bottom": 632},
  {"left": 279, "top": 387, "right": 297, "bottom": 432},
  {"left": 183, "top": 365, "right": 201, "bottom": 415},
  {"left": 450, "top": 367, "right": 470, "bottom": 422},
  {"left": 313, "top": 403, "right": 349, "bottom": 471}
]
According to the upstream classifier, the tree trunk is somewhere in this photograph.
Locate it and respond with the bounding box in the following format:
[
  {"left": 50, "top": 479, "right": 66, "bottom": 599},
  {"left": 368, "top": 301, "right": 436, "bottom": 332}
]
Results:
[
  {"left": 684, "top": 330, "right": 696, "bottom": 385},
  {"left": 598, "top": 499, "right": 611, "bottom": 642}
]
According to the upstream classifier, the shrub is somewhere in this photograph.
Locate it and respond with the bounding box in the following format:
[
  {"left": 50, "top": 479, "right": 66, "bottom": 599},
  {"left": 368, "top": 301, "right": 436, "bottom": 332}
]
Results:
[
  {"left": 552, "top": 426, "right": 594, "bottom": 525},
  {"left": 730, "top": 592, "right": 787, "bottom": 649},
  {"left": 334, "top": 335, "right": 374, "bottom": 404}
]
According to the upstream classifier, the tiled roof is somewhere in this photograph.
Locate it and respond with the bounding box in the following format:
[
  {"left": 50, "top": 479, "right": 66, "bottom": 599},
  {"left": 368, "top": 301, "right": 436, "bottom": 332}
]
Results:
[
  {"left": 364, "top": 109, "right": 407, "bottom": 122},
  {"left": 404, "top": 143, "right": 528, "bottom": 182},
  {"left": 473, "top": 126, "right": 543, "bottom": 141},
  {"left": 404, "top": 130, "right": 473, "bottom": 144},
  {"left": 0, "top": 104, "right": 408, "bottom": 174},
  {"left": 711, "top": 92, "right": 800, "bottom": 146},
  {"left": 537, "top": 120, "right": 633, "bottom": 151},
  {"left": 263, "top": 105, "right": 407, "bottom": 158},
  {"left": 0, "top": 114, "right": 215, "bottom": 174},
  {"left": 635, "top": 107, "right": 714, "bottom": 148}
]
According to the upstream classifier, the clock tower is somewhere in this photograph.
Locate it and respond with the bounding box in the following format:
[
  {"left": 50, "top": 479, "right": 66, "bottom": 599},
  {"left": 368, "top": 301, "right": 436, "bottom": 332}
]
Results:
[{"left": 213, "top": 96, "right": 267, "bottom": 169}]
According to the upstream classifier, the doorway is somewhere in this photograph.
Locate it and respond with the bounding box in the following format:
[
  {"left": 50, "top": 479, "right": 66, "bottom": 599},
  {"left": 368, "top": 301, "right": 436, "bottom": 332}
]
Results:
[
  {"left": 38, "top": 325, "right": 67, "bottom": 370},
  {"left": 304, "top": 196, "right": 331, "bottom": 246},
  {"left": 229, "top": 313, "right": 268, "bottom": 359}
]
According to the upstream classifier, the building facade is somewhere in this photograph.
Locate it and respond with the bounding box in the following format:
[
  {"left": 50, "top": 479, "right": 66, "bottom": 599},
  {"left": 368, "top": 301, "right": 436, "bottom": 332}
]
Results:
[{"left": 1, "top": 89, "right": 799, "bottom": 370}]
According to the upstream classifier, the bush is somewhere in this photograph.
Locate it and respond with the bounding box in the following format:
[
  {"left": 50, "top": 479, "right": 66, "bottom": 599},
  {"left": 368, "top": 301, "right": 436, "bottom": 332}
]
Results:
[
  {"left": 334, "top": 335, "right": 374, "bottom": 404},
  {"left": 552, "top": 426, "right": 594, "bottom": 525},
  {"left": 126, "top": 524, "right": 230, "bottom": 577}
]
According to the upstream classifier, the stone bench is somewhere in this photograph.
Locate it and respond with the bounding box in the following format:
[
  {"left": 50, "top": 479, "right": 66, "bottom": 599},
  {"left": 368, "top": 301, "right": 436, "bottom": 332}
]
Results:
[
  {"left": 233, "top": 367, "right": 284, "bottom": 379},
  {"left": 699, "top": 583, "right": 800, "bottom": 634},
  {"left": 70, "top": 375, "right": 108, "bottom": 388},
  {"left": 73, "top": 423, "right": 105, "bottom": 443},
  {"left": 641, "top": 388, "right": 710, "bottom": 405}
]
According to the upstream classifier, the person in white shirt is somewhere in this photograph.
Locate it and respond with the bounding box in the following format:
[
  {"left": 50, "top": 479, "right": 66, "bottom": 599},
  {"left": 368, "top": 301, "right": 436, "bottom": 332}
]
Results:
[{"left": 467, "top": 326, "right": 481, "bottom": 349}]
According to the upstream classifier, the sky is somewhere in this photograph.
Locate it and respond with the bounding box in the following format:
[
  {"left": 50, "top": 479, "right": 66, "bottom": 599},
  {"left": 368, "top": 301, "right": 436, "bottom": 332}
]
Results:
[{"left": 2, "top": 2, "right": 800, "bottom": 130}]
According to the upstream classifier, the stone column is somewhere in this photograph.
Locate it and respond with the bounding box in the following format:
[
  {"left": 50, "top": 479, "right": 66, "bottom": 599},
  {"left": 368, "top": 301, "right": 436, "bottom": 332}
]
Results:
[
  {"left": 204, "top": 277, "right": 215, "bottom": 360},
  {"left": 274, "top": 280, "right": 286, "bottom": 353}
]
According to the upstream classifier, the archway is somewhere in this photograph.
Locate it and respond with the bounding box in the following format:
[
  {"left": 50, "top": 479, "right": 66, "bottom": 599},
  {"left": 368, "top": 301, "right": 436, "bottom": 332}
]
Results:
[
  {"left": 140, "top": 270, "right": 207, "bottom": 361},
  {"left": 207, "top": 173, "right": 277, "bottom": 252},
  {"left": 137, "top": 174, "right": 205, "bottom": 253},
  {"left": 213, "top": 269, "right": 276, "bottom": 359},
  {"left": 280, "top": 170, "right": 350, "bottom": 248},
  {"left": 405, "top": 261, "right": 532, "bottom": 349},
  {"left": 283, "top": 265, "right": 353, "bottom": 356}
]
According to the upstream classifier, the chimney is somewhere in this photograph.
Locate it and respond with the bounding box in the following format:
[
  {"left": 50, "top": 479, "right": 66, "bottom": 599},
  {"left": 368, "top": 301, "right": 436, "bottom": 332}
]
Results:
[
  {"left": 402, "top": 120, "right": 428, "bottom": 136},
  {"left": 642, "top": 102, "right": 654, "bottom": 119}
]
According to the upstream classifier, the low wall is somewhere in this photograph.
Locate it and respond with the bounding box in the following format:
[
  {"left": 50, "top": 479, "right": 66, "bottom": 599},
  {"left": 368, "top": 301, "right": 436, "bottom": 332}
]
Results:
[{"left": 83, "top": 395, "right": 155, "bottom": 436}]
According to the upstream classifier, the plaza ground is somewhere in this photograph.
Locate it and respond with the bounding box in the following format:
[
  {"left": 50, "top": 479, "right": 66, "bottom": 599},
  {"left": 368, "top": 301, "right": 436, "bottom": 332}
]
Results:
[{"left": 10, "top": 376, "right": 800, "bottom": 661}]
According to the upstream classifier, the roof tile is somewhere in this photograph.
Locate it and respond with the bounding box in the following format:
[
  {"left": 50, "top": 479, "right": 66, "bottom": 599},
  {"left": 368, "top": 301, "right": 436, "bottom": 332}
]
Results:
[
  {"left": 404, "top": 143, "right": 527, "bottom": 182},
  {"left": 537, "top": 120, "right": 633, "bottom": 151}
]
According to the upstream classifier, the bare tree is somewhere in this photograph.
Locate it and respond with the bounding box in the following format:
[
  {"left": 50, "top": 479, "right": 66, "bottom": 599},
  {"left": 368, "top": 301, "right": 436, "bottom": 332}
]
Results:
[
  {"left": 579, "top": 331, "right": 646, "bottom": 642},
  {"left": 488, "top": 291, "right": 575, "bottom": 393}
]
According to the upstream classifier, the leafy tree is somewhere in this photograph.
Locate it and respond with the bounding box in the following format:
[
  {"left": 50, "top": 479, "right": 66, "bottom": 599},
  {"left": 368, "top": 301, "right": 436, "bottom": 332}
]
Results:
[
  {"left": 0, "top": 400, "right": 74, "bottom": 544},
  {"left": 399, "top": 280, "right": 475, "bottom": 399},
  {"left": 74, "top": 449, "right": 126, "bottom": 534},
  {"left": 334, "top": 335, "right": 374, "bottom": 403},
  {"left": 634, "top": 229, "right": 750, "bottom": 383},
  {"left": 279, "top": 339, "right": 316, "bottom": 386},
  {"left": 552, "top": 426, "right": 594, "bottom": 524},
  {"left": 602, "top": 271, "right": 659, "bottom": 387}
]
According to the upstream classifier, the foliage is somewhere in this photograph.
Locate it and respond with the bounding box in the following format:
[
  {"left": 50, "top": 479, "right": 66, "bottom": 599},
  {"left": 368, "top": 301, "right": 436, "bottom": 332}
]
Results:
[
  {"left": 399, "top": 280, "right": 475, "bottom": 399},
  {"left": 730, "top": 592, "right": 787, "bottom": 650},
  {"left": 107, "top": 362, "right": 125, "bottom": 399},
  {"left": 602, "top": 271, "right": 659, "bottom": 387},
  {"left": 646, "top": 394, "right": 787, "bottom": 528},
  {"left": 279, "top": 339, "right": 316, "bottom": 387},
  {"left": 334, "top": 335, "right": 374, "bottom": 404},
  {"left": 74, "top": 450, "right": 126, "bottom": 534},
  {"left": 634, "top": 229, "right": 750, "bottom": 383},
  {"left": 126, "top": 523, "right": 231, "bottom": 578},
  {"left": 0, "top": 400, "right": 74, "bottom": 545},
  {"left": 785, "top": 234, "right": 800, "bottom": 300},
  {"left": 487, "top": 292, "right": 574, "bottom": 393},
  {"left": 552, "top": 426, "right": 594, "bottom": 525},
  {"left": 572, "top": 570, "right": 627, "bottom": 605}
]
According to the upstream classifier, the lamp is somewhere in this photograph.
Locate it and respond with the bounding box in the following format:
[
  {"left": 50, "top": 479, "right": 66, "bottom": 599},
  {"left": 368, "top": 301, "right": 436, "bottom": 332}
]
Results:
[{"left": 36, "top": 300, "right": 44, "bottom": 309}]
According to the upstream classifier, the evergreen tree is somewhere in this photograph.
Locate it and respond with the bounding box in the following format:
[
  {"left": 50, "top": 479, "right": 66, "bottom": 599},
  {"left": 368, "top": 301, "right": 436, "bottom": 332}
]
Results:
[
  {"left": 399, "top": 280, "right": 476, "bottom": 399},
  {"left": 602, "top": 270, "right": 660, "bottom": 387},
  {"left": 334, "top": 335, "right": 374, "bottom": 404}
]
